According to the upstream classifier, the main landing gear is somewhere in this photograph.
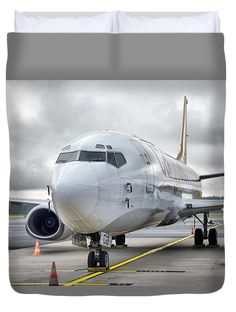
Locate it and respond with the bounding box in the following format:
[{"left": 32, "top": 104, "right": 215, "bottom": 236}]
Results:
[
  {"left": 193, "top": 212, "right": 219, "bottom": 247},
  {"left": 87, "top": 233, "right": 109, "bottom": 271}
]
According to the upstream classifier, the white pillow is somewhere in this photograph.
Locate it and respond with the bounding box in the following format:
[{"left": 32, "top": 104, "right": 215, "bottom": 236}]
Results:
[
  {"left": 15, "top": 11, "right": 115, "bottom": 33},
  {"left": 116, "top": 11, "right": 220, "bottom": 33}
]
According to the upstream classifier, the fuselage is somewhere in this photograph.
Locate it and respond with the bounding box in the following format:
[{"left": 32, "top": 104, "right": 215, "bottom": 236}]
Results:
[{"left": 52, "top": 131, "right": 201, "bottom": 236}]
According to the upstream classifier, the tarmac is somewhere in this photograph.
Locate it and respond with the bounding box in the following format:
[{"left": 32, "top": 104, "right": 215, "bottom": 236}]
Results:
[{"left": 9, "top": 213, "right": 224, "bottom": 296}]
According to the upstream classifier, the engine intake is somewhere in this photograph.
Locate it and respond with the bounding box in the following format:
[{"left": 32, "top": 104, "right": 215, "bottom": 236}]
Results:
[{"left": 26, "top": 204, "right": 71, "bottom": 241}]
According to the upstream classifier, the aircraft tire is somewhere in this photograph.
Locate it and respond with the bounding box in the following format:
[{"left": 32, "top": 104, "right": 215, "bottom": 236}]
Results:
[
  {"left": 194, "top": 228, "right": 204, "bottom": 246},
  {"left": 100, "top": 251, "right": 109, "bottom": 269},
  {"left": 208, "top": 228, "right": 218, "bottom": 245},
  {"left": 88, "top": 251, "right": 96, "bottom": 268}
]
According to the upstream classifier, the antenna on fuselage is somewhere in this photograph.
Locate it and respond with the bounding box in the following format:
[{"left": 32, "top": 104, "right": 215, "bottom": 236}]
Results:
[{"left": 177, "top": 96, "right": 188, "bottom": 164}]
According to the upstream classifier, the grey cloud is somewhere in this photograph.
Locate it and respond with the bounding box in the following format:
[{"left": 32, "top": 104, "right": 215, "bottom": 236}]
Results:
[{"left": 7, "top": 80, "right": 225, "bottom": 196}]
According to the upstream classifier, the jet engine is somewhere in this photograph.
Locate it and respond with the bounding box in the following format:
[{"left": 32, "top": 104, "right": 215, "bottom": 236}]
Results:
[{"left": 25, "top": 204, "right": 71, "bottom": 241}]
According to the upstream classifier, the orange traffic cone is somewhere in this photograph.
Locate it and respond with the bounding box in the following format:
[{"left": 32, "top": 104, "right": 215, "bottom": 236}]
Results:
[
  {"left": 33, "top": 240, "right": 41, "bottom": 256},
  {"left": 49, "top": 261, "right": 59, "bottom": 286}
]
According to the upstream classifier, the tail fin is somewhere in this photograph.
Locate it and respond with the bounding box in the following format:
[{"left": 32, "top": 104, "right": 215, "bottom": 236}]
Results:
[{"left": 177, "top": 96, "right": 188, "bottom": 164}]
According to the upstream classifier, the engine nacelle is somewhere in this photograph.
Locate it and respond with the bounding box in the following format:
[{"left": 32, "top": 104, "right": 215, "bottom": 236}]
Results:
[{"left": 25, "top": 204, "right": 71, "bottom": 241}]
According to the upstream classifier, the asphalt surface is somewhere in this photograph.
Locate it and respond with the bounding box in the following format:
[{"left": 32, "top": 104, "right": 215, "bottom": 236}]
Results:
[{"left": 9, "top": 214, "right": 224, "bottom": 296}]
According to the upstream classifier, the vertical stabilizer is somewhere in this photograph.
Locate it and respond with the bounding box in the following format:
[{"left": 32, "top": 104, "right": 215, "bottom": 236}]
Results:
[{"left": 177, "top": 96, "right": 188, "bottom": 164}]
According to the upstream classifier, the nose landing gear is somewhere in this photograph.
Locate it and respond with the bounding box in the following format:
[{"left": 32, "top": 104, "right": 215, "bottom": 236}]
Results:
[{"left": 87, "top": 233, "right": 110, "bottom": 271}]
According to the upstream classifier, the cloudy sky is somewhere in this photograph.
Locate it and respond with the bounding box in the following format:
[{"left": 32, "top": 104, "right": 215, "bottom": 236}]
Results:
[{"left": 7, "top": 80, "right": 225, "bottom": 197}]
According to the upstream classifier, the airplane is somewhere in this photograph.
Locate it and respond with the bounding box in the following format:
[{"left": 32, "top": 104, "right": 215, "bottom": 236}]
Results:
[{"left": 11, "top": 96, "right": 224, "bottom": 270}]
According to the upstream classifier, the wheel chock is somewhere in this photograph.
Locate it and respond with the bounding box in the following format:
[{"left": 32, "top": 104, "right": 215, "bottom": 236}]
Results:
[{"left": 87, "top": 267, "right": 108, "bottom": 273}]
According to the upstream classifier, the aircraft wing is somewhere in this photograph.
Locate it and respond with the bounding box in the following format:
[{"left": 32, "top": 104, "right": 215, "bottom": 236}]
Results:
[
  {"left": 9, "top": 198, "right": 51, "bottom": 215},
  {"left": 199, "top": 173, "right": 224, "bottom": 180},
  {"left": 179, "top": 198, "right": 223, "bottom": 218},
  {"left": 9, "top": 198, "right": 48, "bottom": 205}
]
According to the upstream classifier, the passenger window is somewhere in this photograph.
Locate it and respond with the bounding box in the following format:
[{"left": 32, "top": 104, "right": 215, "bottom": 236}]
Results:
[
  {"left": 107, "top": 152, "right": 117, "bottom": 167},
  {"left": 115, "top": 153, "right": 126, "bottom": 168}
]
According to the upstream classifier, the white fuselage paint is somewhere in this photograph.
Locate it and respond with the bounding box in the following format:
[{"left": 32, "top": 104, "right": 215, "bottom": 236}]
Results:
[{"left": 52, "top": 131, "right": 201, "bottom": 236}]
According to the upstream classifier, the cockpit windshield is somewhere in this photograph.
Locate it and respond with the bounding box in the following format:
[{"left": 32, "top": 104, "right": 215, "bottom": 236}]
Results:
[
  {"left": 56, "top": 151, "right": 78, "bottom": 163},
  {"left": 56, "top": 150, "right": 126, "bottom": 167},
  {"left": 79, "top": 151, "right": 106, "bottom": 162}
]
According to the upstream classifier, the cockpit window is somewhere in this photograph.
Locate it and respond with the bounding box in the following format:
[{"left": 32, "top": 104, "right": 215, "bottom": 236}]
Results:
[
  {"left": 115, "top": 153, "right": 126, "bottom": 167},
  {"left": 107, "top": 152, "right": 126, "bottom": 168},
  {"left": 57, "top": 150, "right": 126, "bottom": 167},
  {"left": 79, "top": 151, "right": 106, "bottom": 162},
  {"left": 56, "top": 151, "right": 78, "bottom": 163},
  {"left": 107, "top": 152, "right": 117, "bottom": 167},
  {"left": 95, "top": 144, "right": 105, "bottom": 149}
]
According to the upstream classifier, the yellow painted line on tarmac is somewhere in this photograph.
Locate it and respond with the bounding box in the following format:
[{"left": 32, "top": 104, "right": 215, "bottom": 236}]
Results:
[
  {"left": 64, "top": 271, "right": 105, "bottom": 286},
  {"left": 11, "top": 282, "right": 108, "bottom": 286},
  {"left": 11, "top": 282, "right": 65, "bottom": 286},
  {"left": 108, "top": 235, "right": 193, "bottom": 271},
  {"left": 64, "top": 234, "right": 193, "bottom": 287},
  {"left": 45, "top": 269, "right": 136, "bottom": 273}
]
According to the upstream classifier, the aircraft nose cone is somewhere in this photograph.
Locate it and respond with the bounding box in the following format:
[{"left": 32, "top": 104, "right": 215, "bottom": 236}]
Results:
[{"left": 52, "top": 163, "right": 99, "bottom": 232}]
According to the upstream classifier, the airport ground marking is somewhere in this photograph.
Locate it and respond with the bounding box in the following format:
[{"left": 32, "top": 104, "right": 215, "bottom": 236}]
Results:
[
  {"left": 64, "top": 224, "right": 220, "bottom": 287},
  {"left": 63, "top": 234, "right": 193, "bottom": 287},
  {"left": 79, "top": 282, "right": 109, "bottom": 286},
  {"left": 11, "top": 282, "right": 65, "bottom": 286},
  {"left": 11, "top": 225, "right": 220, "bottom": 287},
  {"left": 11, "top": 282, "right": 130, "bottom": 286},
  {"left": 45, "top": 269, "right": 75, "bottom": 272},
  {"left": 64, "top": 271, "right": 105, "bottom": 286},
  {"left": 9, "top": 215, "right": 26, "bottom": 219}
]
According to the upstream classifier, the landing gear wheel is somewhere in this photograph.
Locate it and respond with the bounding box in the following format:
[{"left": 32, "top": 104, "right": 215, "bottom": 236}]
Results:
[
  {"left": 88, "top": 251, "right": 96, "bottom": 268},
  {"left": 100, "top": 251, "right": 109, "bottom": 269},
  {"left": 115, "top": 234, "right": 125, "bottom": 246},
  {"left": 194, "top": 228, "right": 204, "bottom": 246},
  {"left": 87, "top": 233, "right": 110, "bottom": 271},
  {"left": 208, "top": 228, "right": 218, "bottom": 245}
]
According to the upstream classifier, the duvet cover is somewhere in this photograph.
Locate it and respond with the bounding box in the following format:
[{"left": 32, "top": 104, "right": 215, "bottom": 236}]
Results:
[{"left": 7, "top": 32, "right": 225, "bottom": 296}]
